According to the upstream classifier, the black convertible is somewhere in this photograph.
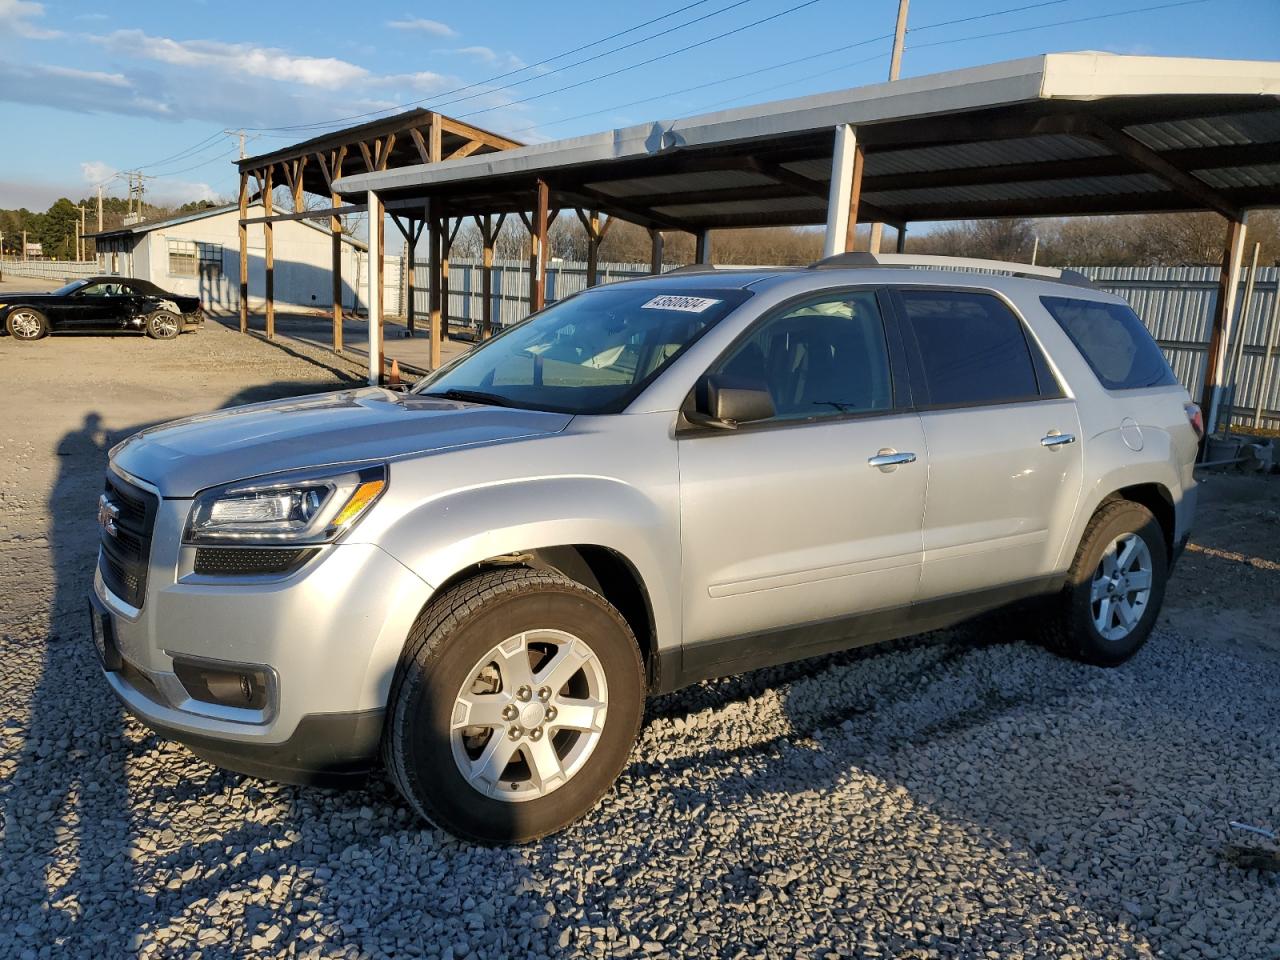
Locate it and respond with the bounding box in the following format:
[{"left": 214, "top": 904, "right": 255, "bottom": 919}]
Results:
[{"left": 1, "top": 276, "right": 204, "bottom": 341}]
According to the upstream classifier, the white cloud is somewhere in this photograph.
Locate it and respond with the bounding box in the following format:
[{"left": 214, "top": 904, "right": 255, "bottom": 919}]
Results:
[
  {"left": 449, "top": 45, "right": 526, "bottom": 70},
  {"left": 386, "top": 17, "right": 456, "bottom": 37},
  {"left": 0, "top": 0, "right": 61, "bottom": 39},
  {"left": 81, "top": 160, "right": 117, "bottom": 186},
  {"left": 0, "top": 59, "right": 171, "bottom": 117},
  {"left": 98, "top": 30, "right": 370, "bottom": 89}
]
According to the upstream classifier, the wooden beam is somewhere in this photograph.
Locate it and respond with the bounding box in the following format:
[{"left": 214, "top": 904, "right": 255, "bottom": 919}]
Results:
[
  {"left": 476, "top": 213, "right": 504, "bottom": 340},
  {"left": 1077, "top": 119, "right": 1240, "bottom": 220},
  {"left": 845, "top": 141, "right": 865, "bottom": 253},
  {"left": 264, "top": 165, "right": 275, "bottom": 339},
  {"left": 530, "top": 179, "right": 549, "bottom": 312},
  {"left": 240, "top": 204, "right": 366, "bottom": 225},
  {"left": 357, "top": 140, "right": 375, "bottom": 172},
  {"left": 441, "top": 215, "right": 455, "bottom": 339},
  {"left": 694, "top": 229, "right": 712, "bottom": 264},
  {"left": 404, "top": 214, "right": 417, "bottom": 338},
  {"left": 409, "top": 126, "right": 430, "bottom": 165},
  {"left": 438, "top": 115, "right": 521, "bottom": 151},
  {"left": 649, "top": 229, "right": 664, "bottom": 275},
  {"left": 238, "top": 171, "right": 249, "bottom": 334},
  {"left": 445, "top": 140, "right": 485, "bottom": 162},
  {"left": 578, "top": 208, "right": 604, "bottom": 287}
]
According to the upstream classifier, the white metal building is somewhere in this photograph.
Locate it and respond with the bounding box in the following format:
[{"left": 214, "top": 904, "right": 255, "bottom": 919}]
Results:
[{"left": 89, "top": 203, "right": 368, "bottom": 314}]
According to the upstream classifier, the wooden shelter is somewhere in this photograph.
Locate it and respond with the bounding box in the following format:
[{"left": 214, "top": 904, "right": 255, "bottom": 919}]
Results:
[{"left": 235, "top": 109, "right": 519, "bottom": 372}]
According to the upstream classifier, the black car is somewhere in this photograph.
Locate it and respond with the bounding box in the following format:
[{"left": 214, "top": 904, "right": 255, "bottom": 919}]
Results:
[{"left": 1, "top": 276, "right": 204, "bottom": 341}]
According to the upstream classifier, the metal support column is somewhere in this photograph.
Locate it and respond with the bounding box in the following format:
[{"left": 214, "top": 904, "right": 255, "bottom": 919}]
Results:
[
  {"left": 365, "top": 190, "right": 382, "bottom": 386},
  {"left": 649, "top": 229, "right": 664, "bottom": 275},
  {"left": 823, "top": 124, "right": 863, "bottom": 258},
  {"left": 694, "top": 230, "right": 712, "bottom": 264},
  {"left": 896, "top": 226, "right": 907, "bottom": 254}
]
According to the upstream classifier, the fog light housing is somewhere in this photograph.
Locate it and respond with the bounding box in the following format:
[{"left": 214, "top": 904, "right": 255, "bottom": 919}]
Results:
[{"left": 172, "top": 657, "right": 273, "bottom": 712}]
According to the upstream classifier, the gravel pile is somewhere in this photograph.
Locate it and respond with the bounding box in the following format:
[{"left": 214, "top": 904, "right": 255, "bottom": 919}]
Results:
[{"left": 1, "top": 618, "right": 1276, "bottom": 959}]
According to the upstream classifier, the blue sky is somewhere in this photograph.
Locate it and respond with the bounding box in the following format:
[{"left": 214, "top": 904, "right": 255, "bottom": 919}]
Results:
[{"left": 1, "top": 0, "right": 1276, "bottom": 210}]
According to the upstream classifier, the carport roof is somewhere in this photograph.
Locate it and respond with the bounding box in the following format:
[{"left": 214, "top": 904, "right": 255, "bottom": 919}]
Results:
[{"left": 333, "top": 52, "right": 1280, "bottom": 230}]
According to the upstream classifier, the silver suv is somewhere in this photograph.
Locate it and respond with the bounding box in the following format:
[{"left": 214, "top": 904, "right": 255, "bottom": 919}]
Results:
[{"left": 91, "top": 255, "right": 1201, "bottom": 843}]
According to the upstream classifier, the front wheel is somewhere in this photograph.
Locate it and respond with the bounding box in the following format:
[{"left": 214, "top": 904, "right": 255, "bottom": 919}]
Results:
[
  {"left": 384, "top": 567, "right": 645, "bottom": 843},
  {"left": 145, "top": 311, "right": 181, "bottom": 340},
  {"left": 6, "top": 308, "right": 49, "bottom": 340},
  {"left": 1042, "top": 499, "right": 1168, "bottom": 666}
]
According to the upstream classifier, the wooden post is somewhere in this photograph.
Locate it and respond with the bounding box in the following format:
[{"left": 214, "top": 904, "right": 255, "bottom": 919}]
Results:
[
  {"left": 375, "top": 198, "right": 385, "bottom": 375},
  {"left": 649, "top": 229, "right": 664, "bottom": 274},
  {"left": 530, "top": 180, "right": 550, "bottom": 312},
  {"left": 1202, "top": 215, "right": 1248, "bottom": 437},
  {"left": 441, "top": 217, "right": 458, "bottom": 340},
  {"left": 365, "top": 190, "right": 382, "bottom": 386},
  {"left": 481, "top": 214, "right": 495, "bottom": 339},
  {"left": 428, "top": 206, "right": 443, "bottom": 369},
  {"left": 586, "top": 210, "right": 601, "bottom": 287},
  {"left": 1225, "top": 240, "right": 1262, "bottom": 419},
  {"left": 694, "top": 229, "right": 712, "bottom": 264},
  {"left": 330, "top": 148, "right": 345, "bottom": 353},
  {"left": 404, "top": 216, "right": 417, "bottom": 338},
  {"left": 263, "top": 165, "right": 275, "bottom": 339},
  {"left": 896, "top": 225, "right": 907, "bottom": 253},
  {"left": 238, "top": 171, "right": 249, "bottom": 333}
]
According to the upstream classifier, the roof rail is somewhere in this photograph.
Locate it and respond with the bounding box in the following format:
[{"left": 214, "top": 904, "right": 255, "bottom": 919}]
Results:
[{"left": 809, "top": 252, "right": 1095, "bottom": 288}]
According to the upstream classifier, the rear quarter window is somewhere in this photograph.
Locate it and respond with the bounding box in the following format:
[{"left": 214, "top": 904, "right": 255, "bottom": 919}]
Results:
[{"left": 1041, "top": 296, "right": 1178, "bottom": 390}]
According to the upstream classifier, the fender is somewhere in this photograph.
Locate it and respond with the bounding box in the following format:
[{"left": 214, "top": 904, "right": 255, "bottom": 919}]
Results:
[
  {"left": 1053, "top": 424, "right": 1183, "bottom": 570},
  {"left": 362, "top": 473, "right": 682, "bottom": 677}
]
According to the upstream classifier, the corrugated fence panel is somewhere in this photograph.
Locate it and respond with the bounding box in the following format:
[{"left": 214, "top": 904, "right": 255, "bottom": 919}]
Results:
[
  {"left": 398, "top": 259, "right": 1280, "bottom": 431},
  {"left": 0, "top": 259, "right": 100, "bottom": 281}
]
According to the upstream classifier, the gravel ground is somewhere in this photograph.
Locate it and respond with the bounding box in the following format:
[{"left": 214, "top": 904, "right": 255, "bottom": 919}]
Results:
[{"left": 1, "top": 320, "right": 1278, "bottom": 959}]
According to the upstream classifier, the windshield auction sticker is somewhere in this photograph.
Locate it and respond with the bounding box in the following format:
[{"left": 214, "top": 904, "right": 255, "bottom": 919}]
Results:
[{"left": 641, "top": 295, "right": 722, "bottom": 313}]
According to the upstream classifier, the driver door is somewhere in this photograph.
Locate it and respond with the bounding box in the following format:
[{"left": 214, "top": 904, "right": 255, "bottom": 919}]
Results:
[
  {"left": 66, "top": 282, "right": 123, "bottom": 329},
  {"left": 677, "top": 289, "right": 927, "bottom": 678}
]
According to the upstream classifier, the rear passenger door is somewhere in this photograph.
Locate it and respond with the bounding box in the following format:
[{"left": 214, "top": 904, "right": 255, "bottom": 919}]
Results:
[{"left": 891, "top": 287, "right": 1084, "bottom": 602}]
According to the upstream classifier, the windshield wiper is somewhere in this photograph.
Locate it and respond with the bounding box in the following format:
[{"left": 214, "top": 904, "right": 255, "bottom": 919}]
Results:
[{"left": 420, "top": 388, "right": 517, "bottom": 408}]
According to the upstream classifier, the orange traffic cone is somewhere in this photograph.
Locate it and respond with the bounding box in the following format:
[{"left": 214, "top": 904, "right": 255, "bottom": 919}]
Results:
[{"left": 389, "top": 358, "right": 402, "bottom": 387}]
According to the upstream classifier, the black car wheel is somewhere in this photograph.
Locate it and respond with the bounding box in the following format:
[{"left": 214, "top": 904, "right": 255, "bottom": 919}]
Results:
[
  {"left": 6, "top": 309, "right": 49, "bottom": 340},
  {"left": 145, "top": 311, "right": 181, "bottom": 340}
]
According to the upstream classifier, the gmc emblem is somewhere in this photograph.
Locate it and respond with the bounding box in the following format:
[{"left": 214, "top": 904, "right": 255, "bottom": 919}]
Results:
[{"left": 97, "top": 494, "right": 120, "bottom": 538}]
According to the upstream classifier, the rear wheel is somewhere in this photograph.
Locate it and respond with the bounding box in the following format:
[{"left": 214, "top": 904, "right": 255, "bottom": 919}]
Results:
[
  {"left": 384, "top": 567, "right": 645, "bottom": 843},
  {"left": 6, "top": 309, "right": 49, "bottom": 340},
  {"left": 1042, "top": 499, "right": 1168, "bottom": 666},
  {"left": 145, "top": 311, "right": 181, "bottom": 340}
]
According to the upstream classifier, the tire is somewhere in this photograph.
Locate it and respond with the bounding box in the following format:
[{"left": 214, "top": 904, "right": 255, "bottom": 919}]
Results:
[
  {"left": 5, "top": 308, "right": 49, "bottom": 340},
  {"left": 384, "top": 567, "right": 645, "bottom": 844},
  {"left": 1041, "top": 499, "right": 1168, "bottom": 666},
  {"left": 145, "top": 311, "right": 181, "bottom": 340}
]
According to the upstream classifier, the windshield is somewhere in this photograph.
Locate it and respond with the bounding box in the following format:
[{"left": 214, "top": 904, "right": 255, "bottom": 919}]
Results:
[
  {"left": 53, "top": 279, "right": 92, "bottom": 295},
  {"left": 414, "top": 286, "right": 752, "bottom": 414}
]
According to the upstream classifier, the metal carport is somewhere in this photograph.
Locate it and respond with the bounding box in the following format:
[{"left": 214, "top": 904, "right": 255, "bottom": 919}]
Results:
[{"left": 334, "top": 52, "right": 1280, "bottom": 431}]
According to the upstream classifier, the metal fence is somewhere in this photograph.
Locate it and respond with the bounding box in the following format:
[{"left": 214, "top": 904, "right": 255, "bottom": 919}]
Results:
[
  {"left": 406, "top": 258, "right": 1280, "bottom": 432},
  {"left": 0, "top": 259, "right": 101, "bottom": 282}
]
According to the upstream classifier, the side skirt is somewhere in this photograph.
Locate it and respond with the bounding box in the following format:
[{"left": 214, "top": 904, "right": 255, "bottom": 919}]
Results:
[{"left": 665, "top": 575, "right": 1065, "bottom": 692}]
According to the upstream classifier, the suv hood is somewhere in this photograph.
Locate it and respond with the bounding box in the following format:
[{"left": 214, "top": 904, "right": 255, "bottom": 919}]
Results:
[{"left": 111, "top": 387, "right": 573, "bottom": 497}]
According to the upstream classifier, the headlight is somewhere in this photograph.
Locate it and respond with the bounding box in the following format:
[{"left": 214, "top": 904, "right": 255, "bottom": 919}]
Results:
[{"left": 184, "top": 465, "right": 386, "bottom": 545}]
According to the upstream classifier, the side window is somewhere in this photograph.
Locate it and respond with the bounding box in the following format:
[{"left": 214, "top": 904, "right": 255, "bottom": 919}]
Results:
[
  {"left": 712, "top": 290, "right": 893, "bottom": 421},
  {"left": 1041, "top": 296, "right": 1178, "bottom": 390},
  {"left": 898, "top": 290, "right": 1041, "bottom": 406}
]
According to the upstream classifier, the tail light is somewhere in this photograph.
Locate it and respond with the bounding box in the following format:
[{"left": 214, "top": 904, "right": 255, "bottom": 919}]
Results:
[{"left": 1184, "top": 402, "right": 1204, "bottom": 440}]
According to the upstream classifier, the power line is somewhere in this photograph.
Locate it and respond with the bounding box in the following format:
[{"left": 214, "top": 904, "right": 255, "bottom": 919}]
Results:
[
  {"left": 509, "top": 0, "right": 1071, "bottom": 136},
  {"left": 240, "top": 0, "right": 741, "bottom": 134},
  {"left": 456, "top": 0, "right": 828, "bottom": 121},
  {"left": 909, "top": 0, "right": 1208, "bottom": 50}
]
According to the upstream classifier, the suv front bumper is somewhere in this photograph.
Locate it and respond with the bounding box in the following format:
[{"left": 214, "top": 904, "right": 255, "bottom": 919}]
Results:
[{"left": 92, "top": 501, "right": 434, "bottom": 784}]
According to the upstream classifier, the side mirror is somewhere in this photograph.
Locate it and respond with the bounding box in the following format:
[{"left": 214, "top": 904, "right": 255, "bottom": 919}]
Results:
[{"left": 688, "top": 373, "right": 775, "bottom": 430}]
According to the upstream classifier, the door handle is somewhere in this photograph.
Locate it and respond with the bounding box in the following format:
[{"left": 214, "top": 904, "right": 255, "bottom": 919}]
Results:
[
  {"left": 1040, "top": 432, "right": 1076, "bottom": 448},
  {"left": 868, "top": 450, "right": 917, "bottom": 469}
]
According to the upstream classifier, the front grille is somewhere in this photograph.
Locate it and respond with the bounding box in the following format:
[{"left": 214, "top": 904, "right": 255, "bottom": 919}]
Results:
[
  {"left": 99, "top": 472, "right": 158, "bottom": 608},
  {"left": 193, "top": 547, "right": 316, "bottom": 576}
]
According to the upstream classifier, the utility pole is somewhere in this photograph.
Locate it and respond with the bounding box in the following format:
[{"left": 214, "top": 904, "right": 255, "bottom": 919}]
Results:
[
  {"left": 22, "top": 228, "right": 28, "bottom": 261},
  {"left": 97, "top": 184, "right": 104, "bottom": 231},
  {"left": 868, "top": 0, "right": 909, "bottom": 255},
  {"left": 225, "top": 128, "right": 247, "bottom": 159},
  {"left": 78, "top": 204, "right": 86, "bottom": 260}
]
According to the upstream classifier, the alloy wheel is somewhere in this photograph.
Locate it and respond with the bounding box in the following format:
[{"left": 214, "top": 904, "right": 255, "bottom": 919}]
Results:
[
  {"left": 1090, "top": 532, "right": 1153, "bottom": 641},
  {"left": 9, "top": 311, "right": 42, "bottom": 338},
  {"left": 450, "top": 629, "right": 608, "bottom": 802}
]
